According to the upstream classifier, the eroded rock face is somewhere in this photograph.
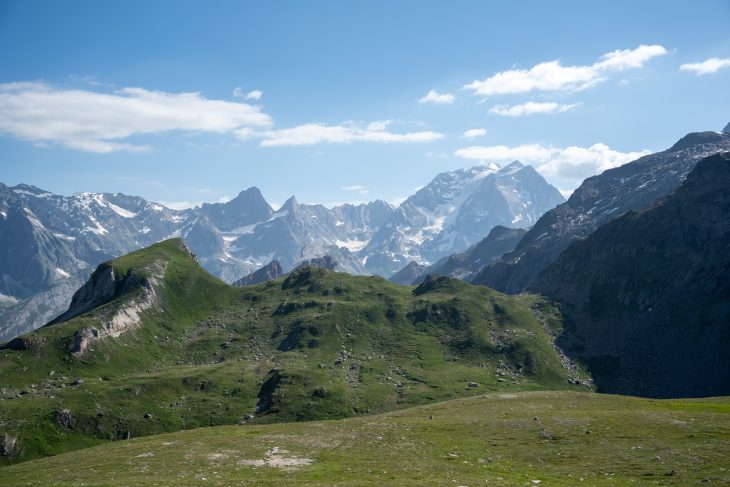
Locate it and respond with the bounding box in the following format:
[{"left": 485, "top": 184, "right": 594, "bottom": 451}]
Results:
[
  {"left": 67, "top": 262, "right": 166, "bottom": 355},
  {"left": 0, "top": 434, "right": 18, "bottom": 457},
  {"left": 48, "top": 264, "right": 120, "bottom": 325}
]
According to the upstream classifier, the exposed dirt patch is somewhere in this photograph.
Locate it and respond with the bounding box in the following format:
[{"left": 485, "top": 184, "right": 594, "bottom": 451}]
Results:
[{"left": 236, "top": 446, "right": 313, "bottom": 470}]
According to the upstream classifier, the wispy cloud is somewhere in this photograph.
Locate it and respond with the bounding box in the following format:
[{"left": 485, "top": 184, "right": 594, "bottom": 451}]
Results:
[
  {"left": 341, "top": 184, "right": 369, "bottom": 195},
  {"left": 0, "top": 82, "right": 442, "bottom": 152},
  {"left": 419, "top": 89, "right": 455, "bottom": 104},
  {"left": 680, "top": 57, "right": 730, "bottom": 75},
  {"left": 489, "top": 101, "right": 580, "bottom": 117},
  {"left": 464, "top": 44, "right": 667, "bottom": 96},
  {"left": 455, "top": 142, "right": 650, "bottom": 191},
  {"left": 234, "top": 87, "right": 263, "bottom": 100},
  {"left": 254, "top": 120, "right": 443, "bottom": 147},
  {"left": 462, "top": 128, "right": 487, "bottom": 138},
  {"left": 0, "top": 82, "right": 272, "bottom": 153}
]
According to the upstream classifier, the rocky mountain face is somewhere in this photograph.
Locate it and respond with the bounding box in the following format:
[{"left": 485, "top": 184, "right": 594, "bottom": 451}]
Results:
[
  {"left": 1, "top": 161, "right": 559, "bottom": 341},
  {"left": 361, "top": 162, "right": 564, "bottom": 276},
  {"left": 533, "top": 152, "right": 730, "bottom": 398},
  {"left": 472, "top": 127, "right": 730, "bottom": 293},
  {"left": 388, "top": 261, "right": 428, "bottom": 285},
  {"left": 232, "top": 260, "right": 284, "bottom": 287},
  {"left": 425, "top": 226, "right": 528, "bottom": 283},
  {"left": 389, "top": 225, "right": 527, "bottom": 285}
]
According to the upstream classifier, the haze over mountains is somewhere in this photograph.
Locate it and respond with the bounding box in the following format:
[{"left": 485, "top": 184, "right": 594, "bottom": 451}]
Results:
[{"left": 0, "top": 160, "right": 563, "bottom": 340}]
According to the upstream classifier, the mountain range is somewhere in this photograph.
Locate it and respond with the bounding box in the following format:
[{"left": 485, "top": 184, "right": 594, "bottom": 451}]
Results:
[{"left": 0, "top": 161, "right": 562, "bottom": 340}]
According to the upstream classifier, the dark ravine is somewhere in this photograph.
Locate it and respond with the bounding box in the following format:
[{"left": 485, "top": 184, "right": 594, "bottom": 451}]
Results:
[{"left": 534, "top": 152, "right": 730, "bottom": 397}]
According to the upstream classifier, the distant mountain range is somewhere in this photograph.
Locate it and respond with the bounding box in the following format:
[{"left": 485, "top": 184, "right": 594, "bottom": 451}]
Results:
[
  {"left": 387, "top": 124, "right": 730, "bottom": 290},
  {"left": 0, "top": 161, "right": 562, "bottom": 340}
]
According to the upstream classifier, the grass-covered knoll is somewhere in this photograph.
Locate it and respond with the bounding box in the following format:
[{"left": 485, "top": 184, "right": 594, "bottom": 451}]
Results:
[
  {"left": 2, "top": 391, "right": 729, "bottom": 486},
  {"left": 0, "top": 239, "right": 590, "bottom": 465}
]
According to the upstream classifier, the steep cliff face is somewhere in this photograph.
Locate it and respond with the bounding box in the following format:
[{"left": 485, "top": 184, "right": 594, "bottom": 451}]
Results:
[
  {"left": 534, "top": 152, "right": 730, "bottom": 397},
  {"left": 67, "top": 263, "right": 165, "bottom": 355},
  {"left": 45, "top": 241, "right": 198, "bottom": 354}
]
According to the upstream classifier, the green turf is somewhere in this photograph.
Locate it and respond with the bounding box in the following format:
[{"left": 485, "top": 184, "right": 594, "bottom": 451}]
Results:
[
  {"left": 2, "top": 391, "right": 728, "bottom": 486},
  {"left": 0, "top": 239, "right": 591, "bottom": 465}
]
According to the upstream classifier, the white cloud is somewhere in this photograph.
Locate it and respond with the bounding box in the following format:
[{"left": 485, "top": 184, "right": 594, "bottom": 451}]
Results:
[
  {"left": 455, "top": 142, "right": 650, "bottom": 192},
  {"left": 419, "top": 89, "right": 455, "bottom": 104},
  {"left": 462, "top": 128, "right": 487, "bottom": 138},
  {"left": 0, "top": 82, "right": 272, "bottom": 153},
  {"left": 489, "top": 101, "right": 580, "bottom": 117},
  {"left": 464, "top": 44, "right": 667, "bottom": 96},
  {"left": 218, "top": 196, "right": 231, "bottom": 203},
  {"left": 233, "top": 87, "right": 263, "bottom": 100},
  {"left": 680, "top": 57, "right": 730, "bottom": 75},
  {"left": 341, "top": 184, "right": 369, "bottom": 195},
  {"left": 593, "top": 45, "right": 669, "bottom": 71},
  {"left": 255, "top": 121, "right": 444, "bottom": 147},
  {"left": 0, "top": 82, "right": 439, "bottom": 152}
]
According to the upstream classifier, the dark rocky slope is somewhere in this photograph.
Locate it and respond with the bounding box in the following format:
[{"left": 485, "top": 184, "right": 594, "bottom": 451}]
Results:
[
  {"left": 534, "top": 152, "right": 730, "bottom": 397},
  {"left": 473, "top": 126, "right": 730, "bottom": 293}
]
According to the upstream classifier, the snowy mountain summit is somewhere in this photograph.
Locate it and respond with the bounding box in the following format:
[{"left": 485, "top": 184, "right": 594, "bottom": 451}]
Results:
[{"left": 360, "top": 161, "right": 564, "bottom": 275}]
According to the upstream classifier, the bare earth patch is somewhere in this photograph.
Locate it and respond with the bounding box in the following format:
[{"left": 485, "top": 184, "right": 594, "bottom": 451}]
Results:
[{"left": 236, "top": 446, "right": 313, "bottom": 470}]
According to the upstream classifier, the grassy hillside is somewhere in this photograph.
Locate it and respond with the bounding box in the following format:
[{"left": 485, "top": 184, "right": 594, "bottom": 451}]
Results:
[
  {"left": 2, "top": 391, "right": 729, "bottom": 486},
  {"left": 0, "top": 239, "right": 590, "bottom": 465}
]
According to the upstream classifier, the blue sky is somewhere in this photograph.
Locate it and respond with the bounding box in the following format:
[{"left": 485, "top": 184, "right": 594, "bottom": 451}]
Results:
[{"left": 1, "top": 0, "right": 729, "bottom": 208}]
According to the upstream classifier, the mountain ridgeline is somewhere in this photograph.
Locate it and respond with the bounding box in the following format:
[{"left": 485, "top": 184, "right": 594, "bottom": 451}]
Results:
[
  {"left": 0, "top": 161, "right": 563, "bottom": 340},
  {"left": 473, "top": 127, "right": 730, "bottom": 294},
  {"left": 0, "top": 238, "right": 589, "bottom": 464},
  {"left": 534, "top": 152, "right": 730, "bottom": 397}
]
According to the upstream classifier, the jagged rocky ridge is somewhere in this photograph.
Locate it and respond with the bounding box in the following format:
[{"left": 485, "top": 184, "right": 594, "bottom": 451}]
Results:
[
  {"left": 533, "top": 152, "right": 730, "bottom": 398},
  {"left": 472, "top": 126, "right": 730, "bottom": 293},
  {"left": 1, "top": 161, "right": 562, "bottom": 341}
]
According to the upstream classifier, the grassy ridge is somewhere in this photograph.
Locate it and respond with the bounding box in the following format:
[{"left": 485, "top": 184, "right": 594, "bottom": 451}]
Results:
[
  {"left": 0, "top": 239, "right": 590, "bottom": 465},
  {"left": 2, "top": 391, "right": 729, "bottom": 486}
]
